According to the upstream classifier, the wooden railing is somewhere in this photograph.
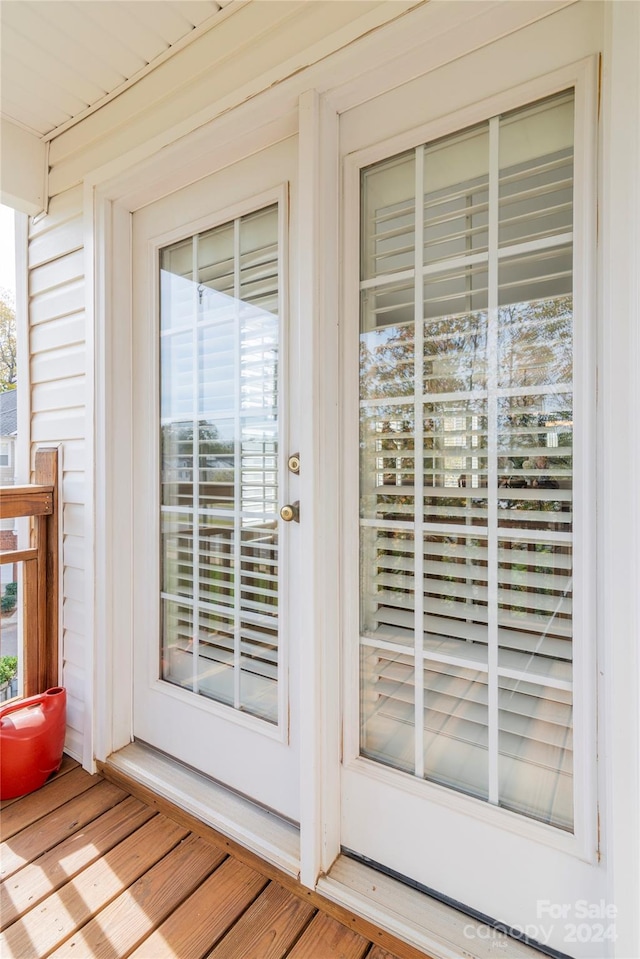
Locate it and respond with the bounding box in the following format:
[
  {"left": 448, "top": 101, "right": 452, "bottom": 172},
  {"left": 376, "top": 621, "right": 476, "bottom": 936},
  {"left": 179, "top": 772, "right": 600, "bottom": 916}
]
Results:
[{"left": 0, "top": 448, "right": 59, "bottom": 697}]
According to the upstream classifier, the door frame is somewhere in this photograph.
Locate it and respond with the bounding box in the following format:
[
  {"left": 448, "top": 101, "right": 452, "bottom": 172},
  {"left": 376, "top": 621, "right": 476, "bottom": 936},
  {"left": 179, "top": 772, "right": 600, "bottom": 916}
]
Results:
[
  {"left": 130, "top": 174, "right": 302, "bottom": 821},
  {"left": 83, "top": 2, "right": 640, "bottom": 954},
  {"left": 88, "top": 92, "right": 342, "bottom": 884},
  {"left": 340, "top": 56, "right": 599, "bottom": 865}
]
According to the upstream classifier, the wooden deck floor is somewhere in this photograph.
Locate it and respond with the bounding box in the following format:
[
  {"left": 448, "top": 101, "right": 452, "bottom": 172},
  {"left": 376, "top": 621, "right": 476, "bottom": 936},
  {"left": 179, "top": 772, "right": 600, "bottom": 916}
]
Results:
[{"left": 0, "top": 757, "right": 432, "bottom": 959}]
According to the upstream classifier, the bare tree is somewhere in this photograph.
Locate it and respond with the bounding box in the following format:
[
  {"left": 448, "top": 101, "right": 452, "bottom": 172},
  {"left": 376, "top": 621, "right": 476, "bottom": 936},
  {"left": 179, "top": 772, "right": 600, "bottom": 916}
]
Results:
[{"left": 0, "top": 291, "right": 17, "bottom": 391}]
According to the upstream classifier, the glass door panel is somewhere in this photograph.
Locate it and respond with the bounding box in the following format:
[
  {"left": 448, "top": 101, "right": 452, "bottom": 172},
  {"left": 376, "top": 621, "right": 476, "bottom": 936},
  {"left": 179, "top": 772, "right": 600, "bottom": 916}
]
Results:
[
  {"left": 359, "top": 91, "right": 576, "bottom": 830},
  {"left": 160, "top": 204, "right": 281, "bottom": 725}
]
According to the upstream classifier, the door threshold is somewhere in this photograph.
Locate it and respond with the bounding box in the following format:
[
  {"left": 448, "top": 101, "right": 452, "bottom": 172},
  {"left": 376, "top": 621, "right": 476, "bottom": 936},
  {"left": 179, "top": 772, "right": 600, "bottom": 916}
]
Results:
[
  {"left": 317, "top": 855, "right": 568, "bottom": 959},
  {"left": 104, "top": 741, "right": 300, "bottom": 877}
]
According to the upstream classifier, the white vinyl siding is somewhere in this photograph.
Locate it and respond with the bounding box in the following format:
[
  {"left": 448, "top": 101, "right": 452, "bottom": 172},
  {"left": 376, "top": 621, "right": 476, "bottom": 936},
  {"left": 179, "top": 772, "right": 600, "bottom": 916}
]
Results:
[{"left": 28, "top": 184, "right": 86, "bottom": 762}]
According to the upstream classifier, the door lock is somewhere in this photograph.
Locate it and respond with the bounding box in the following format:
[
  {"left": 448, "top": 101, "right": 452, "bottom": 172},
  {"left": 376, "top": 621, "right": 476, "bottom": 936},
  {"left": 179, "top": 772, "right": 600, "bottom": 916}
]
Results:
[
  {"left": 287, "top": 453, "right": 301, "bottom": 474},
  {"left": 280, "top": 501, "right": 300, "bottom": 523}
]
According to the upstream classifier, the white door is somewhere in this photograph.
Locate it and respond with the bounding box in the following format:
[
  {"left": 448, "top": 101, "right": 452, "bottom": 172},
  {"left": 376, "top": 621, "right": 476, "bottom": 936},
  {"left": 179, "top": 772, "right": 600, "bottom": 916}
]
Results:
[
  {"left": 131, "top": 138, "right": 301, "bottom": 821},
  {"left": 341, "top": 69, "right": 608, "bottom": 957}
]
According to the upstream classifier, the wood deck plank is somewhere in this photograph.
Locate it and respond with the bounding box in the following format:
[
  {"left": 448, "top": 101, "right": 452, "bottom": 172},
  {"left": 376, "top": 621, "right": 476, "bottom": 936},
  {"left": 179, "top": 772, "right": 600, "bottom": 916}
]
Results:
[
  {"left": 0, "top": 780, "right": 127, "bottom": 880},
  {"left": 368, "top": 948, "right": 405, "bottom": 959},
  {"left": 0, "top": 796, "right": 156, "bottom": 929},
  {"left": 285, "top": 912, "right": 371, "bottom": 959},
  {"left": 0, "top": 815, "right": 189, "bottom": 958},
  {"left": 0, "top": 767, "right": 97, "bottom": 839},
  {"left": 206, "top": 881, "right": 316, "bottom": 959},
  {"left": 129, "top": 856, "right": 269, "bottom": 959},
  {"left": 100, "top": 764, "right": 432, "bottom": 959},
  {"left": 2, "top": 760, "right": 436, "bottom": 959},
  {"left": 48, "top": 834, "right": 227, "bottom": 958}
]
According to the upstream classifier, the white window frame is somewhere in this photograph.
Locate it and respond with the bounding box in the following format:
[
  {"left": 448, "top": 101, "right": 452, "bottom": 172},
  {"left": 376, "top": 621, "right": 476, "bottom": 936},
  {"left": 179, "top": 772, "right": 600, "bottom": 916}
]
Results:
[{"left": 341, "top": 56, "right": 599, "bottom": 863}]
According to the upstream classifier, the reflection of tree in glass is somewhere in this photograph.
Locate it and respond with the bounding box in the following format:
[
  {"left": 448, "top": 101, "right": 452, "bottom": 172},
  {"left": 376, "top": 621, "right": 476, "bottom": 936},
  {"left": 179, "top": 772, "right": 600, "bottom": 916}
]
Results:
[
  {"left": 161, "top": 420, "right": 236, "bottom": 505},
  {"left": 162, "top": 420, "right": 233, "bottom": 461},
  {"left": 427, "top": 312, "right": 487, "bottom": 393},
  {"left": 499, "top": 296, "right": 572, "bottom": 389},
  {"left": 360, "top": 324, "right": 415, "bottom": 400}
]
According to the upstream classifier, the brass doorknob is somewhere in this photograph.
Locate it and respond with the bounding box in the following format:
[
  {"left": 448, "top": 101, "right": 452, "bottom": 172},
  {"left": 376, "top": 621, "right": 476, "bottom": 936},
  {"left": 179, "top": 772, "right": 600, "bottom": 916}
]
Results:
[{"left": 280, "top": 502, "right": 300, "bottom": 523}]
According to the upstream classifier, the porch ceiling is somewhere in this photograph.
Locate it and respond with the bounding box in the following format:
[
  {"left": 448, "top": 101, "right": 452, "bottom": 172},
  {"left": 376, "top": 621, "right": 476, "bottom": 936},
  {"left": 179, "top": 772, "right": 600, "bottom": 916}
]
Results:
[{"left": 0, "top": 0, "right": 233, "bottom": 140}]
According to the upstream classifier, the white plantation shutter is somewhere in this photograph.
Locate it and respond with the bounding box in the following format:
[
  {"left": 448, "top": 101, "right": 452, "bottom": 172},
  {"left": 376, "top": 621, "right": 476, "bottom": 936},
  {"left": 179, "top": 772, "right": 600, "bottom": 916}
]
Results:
[
  {"left": 359, "top": 91, "right": 575, "bottom": 830},
  {"left": 160, "top": 204, "right": 281, "bottom": 724}
]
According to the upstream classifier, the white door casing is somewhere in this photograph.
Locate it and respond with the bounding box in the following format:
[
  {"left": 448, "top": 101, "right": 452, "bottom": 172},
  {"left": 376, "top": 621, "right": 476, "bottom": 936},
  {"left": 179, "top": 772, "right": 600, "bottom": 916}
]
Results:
[{"left": 131, "top": 137, "right": 301, "bottom": 821}]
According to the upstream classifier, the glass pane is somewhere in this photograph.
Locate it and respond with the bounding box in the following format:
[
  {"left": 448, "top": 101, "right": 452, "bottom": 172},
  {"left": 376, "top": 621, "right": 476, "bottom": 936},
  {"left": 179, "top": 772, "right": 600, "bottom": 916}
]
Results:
[
  {"left": 161, "top": 330, "right": 193, "bottom": 419},
  {"left": 198, "top": 316, "right": 235, "bottom": 414},
  {"left": 361, "top": 282, "right": 415, "bottom": 336},
  {"left": 424, "top": 662, "right": 489, "bottom": 800},
  {"left": 360, "top": 403, "right": 415, "bottom": 524},
  {"left": 240, "top": 206, "right": 279, "bottom": 312},
  {"left": 361, "top": 527, "right": 416, "bottom": 649},
  {"left": 160, "top": 203, "right": 281, "bottom": 725},
  {"left": 497, "top": 536, "right": 572, "bottom": 683},
  {"left": 198, "top": 420, "right": 235, "bottom": 511},
  {"left": 160, "top": 242, "right": 193, "bottom": 332},
  {"left": 499, "top": 677, "right": 573, "bottom": 829},
  {"left": 198, "top": 222, "right": 234, "bottom": 295},
  {"left": 359, "top": 91, "right": 575, "bottom": 831},
  {"left": 161, "top": 421, "right": 194, "bottom": 508},
  {"left": 424, "top": 123, "right": 489, "bottom": 264},
  {"left": 240, "top": 522, "right": 278, "bottom": 722},
  {"left": 498, "top": 288, "right": 572, "bottom": 389},
  {"left": 499, "top": 93, "right": 574, "bottom": 248},
  {"left": 424, "top": 533, "right": 489, "bottom": 667},
  {"left": 423, "top": 262, "right": 488, "bottom": 321},
  {"left": 423, "top": 303, "right": 488, "bottom": 392},
  {"left": 162, "top": 512, "right": 194, "bottom": 599},
  {"left": 424, "top": 400, "right": 489, "bottom": 526},
  {"left": 361, "top": 152, "right": 415, "bottom": 281},
  {"left": 161, "top": 600, "right": 194, "bottom": 691},
  {"left": 199, "top": 517, "right": 234, "bottom": 611},
  {"left": 361, "top": 645, "right": 415, "bottom": 773},
  {"left": 497, "top": 392, "right": 572, "bottom": 534},
  {"left": 198, "top": 607, "right": 235, "bottom": 706}
]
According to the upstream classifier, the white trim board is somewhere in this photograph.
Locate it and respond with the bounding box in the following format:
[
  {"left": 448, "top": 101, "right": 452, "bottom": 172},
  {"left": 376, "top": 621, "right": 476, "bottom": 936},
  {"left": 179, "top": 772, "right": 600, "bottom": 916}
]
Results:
[
  {"left": 106, "top": 742, "right": 300, "bottom": 877},
  {"left": 77, "top": 1, "right": 578, "bottom": 201}
]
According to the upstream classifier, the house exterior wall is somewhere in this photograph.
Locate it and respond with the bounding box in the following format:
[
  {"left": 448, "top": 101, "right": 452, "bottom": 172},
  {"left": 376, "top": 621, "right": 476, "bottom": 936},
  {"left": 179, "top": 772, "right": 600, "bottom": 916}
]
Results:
[
  {"left": 28, "top": 185, "right": 86, "bottom": 758},
  {"left": 20, "top": 1, "right": 640, "bottom": 954}
]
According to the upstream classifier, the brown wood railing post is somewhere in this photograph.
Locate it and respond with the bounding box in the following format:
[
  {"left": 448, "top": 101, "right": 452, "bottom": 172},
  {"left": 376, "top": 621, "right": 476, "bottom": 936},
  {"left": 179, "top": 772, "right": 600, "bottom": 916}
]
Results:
[
  {"left": 35, "top": 513, "right": 48, "bottom": 693},
  {"left": 0, "top": 446, "right": 59, "bottom": 698},
  {"left": 22, "top": 559, "right": 39, "bottom": 698}
]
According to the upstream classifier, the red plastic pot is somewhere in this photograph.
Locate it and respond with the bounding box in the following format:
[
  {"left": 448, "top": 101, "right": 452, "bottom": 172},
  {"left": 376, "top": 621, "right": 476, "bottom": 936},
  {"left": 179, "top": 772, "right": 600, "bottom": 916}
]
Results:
[{"left": 0, "top": 687, "right": 66, "bottom": 800}]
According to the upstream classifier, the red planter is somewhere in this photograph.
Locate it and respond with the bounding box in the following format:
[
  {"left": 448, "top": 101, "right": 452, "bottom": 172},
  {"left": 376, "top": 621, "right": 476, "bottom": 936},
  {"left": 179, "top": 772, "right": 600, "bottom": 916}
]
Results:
[{"left": 0, "top": 687, "right": 66, "bottom": 800}]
